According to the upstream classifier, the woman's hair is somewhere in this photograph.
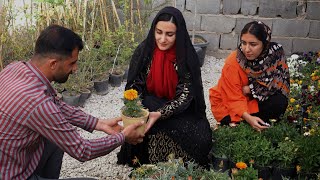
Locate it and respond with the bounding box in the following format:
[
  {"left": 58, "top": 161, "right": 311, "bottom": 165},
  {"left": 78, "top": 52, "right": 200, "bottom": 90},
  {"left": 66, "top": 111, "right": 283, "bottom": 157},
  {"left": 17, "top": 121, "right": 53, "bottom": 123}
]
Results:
[
  {"left": 241, "top": 21, "right": 270, "bottom": 47},
  {"left": 155, "top": 13, "right": 177, "bottom": 26}
]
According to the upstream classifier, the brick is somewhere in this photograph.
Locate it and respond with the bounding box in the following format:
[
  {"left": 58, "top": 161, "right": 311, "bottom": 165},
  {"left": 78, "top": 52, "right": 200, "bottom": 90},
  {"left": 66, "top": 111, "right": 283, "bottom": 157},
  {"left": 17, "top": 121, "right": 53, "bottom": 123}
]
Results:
[
  {"left": 186, "top": 0, "right": 221, "bottom": 14},
  {"left": 223, "top": 0, "right": 241, "bottom": 15},
  {"left": 241, "top": 0, "right": 259, "bottom": 16},
  {"left": 272, "top": 19, "right": 310, "bottom": 37},
  {"left": 309, "top": 20, "right": 320, "bottom": 39},
  {"left": 235, "top": 18, "right": 272, "bottom": 34},
  {"left": 259, "top": 0, "right": 297, "bottom": 18},
  {"left": 292, "top": 38, "right": 320, "bottom": 53},
  {"left": 183, "top": 12, "right": 201, "bottom": 31},
  {"left": 272, "top": 37, "right": 293, "bottom": 55},
  {"left": 307, "top": 1, "right": 320, "bottom": 20},
  {"left": 220, "top": 34, "right": 239, "bottom": 50},
  {"left": 201, "top": 16, "right": 236, "bottom": 33}
]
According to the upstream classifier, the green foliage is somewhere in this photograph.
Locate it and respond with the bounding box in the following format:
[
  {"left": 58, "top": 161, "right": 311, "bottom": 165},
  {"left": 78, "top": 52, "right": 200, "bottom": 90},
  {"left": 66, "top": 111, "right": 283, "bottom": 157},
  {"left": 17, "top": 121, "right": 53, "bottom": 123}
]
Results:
[
  {"left": 212, "top": 125, "right": 235, "bottom": 158},
  {"left": 130, "top": 155, "right": 230, "bottom": 179},
  {"left": 296, "top": 134, "right": 320, "bottom": 173},
  {"left": 274, "top": 138, "right": 298, "bottom": 168},
  {"left": 250, "top": 136, "right": 275, "bottom": 167}
]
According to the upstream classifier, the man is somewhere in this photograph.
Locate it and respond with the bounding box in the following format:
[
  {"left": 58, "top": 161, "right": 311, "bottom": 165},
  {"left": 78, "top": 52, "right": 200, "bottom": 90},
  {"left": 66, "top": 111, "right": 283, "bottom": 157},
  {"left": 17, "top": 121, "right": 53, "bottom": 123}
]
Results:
[{"left": 0, "top": 25, "right": 144, "bottom": 179}]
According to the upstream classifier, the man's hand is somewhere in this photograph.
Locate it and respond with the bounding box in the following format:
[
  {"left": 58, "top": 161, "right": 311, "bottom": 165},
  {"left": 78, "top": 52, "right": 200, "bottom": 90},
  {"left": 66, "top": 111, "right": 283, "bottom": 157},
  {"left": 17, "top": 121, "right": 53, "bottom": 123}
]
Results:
[
  {"left": 95, "top": 117, "right": 123, "bottom": 135},
  {"left": 242, "top": 85, "right": 251, "bottom": 96},
  {"left": 242, "top": 112, "right": 269, "bottom": 131},
  {"left": 122, "top": 121, "right": 145, "bottom": 145},
  {"left": 145, "top": 112, "right": 161, "bottom": 133}
]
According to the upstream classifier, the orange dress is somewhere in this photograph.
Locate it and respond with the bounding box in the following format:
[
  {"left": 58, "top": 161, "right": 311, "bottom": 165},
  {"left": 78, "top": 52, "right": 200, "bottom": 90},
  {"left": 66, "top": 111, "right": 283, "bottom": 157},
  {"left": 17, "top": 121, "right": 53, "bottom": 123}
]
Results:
[{"left": 209, "top": 51, "right": 259, "bottom": 122}]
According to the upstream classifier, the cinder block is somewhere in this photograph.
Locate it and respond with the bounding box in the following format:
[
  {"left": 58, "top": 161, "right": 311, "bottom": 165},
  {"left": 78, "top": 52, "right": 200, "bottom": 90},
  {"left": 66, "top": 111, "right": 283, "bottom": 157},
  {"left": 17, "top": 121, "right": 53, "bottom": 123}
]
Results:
[
  {"left": 307, "top": 1, "right": 320, "bottom": 20},
  {"left": 241, "top": 0, "right": 259, "bottom": 16},
  {"left": 223, "top": 0, "right": 241, "bottom": 15},
  {"left": 309, "top": 20, "right": 320, "bottom": 39},
  {"left": 198, "top": 33, "right": 220, "bottom": 51},
  {"left": 175, "top": 0, "right": 185, "bottom": 11},
  {"left": 292, "top": 38, "right": 320, "bottom": 53},
  {"left": 297, "top": 1, "right": 307, "bottom": 17},
  {"left": 220, "top": 34, "right": 239, "bottom": 50},
  {"left": 272, "top": 19, "right": 310, "bottom": 37},
  {"left": 152, "top": 0, "right": 170, "bottom": 10},
  {"left": 259, "top": 0, "right": 297, "bottom": 18},
  {"left": 183, "top": 12, "right": 201, "bottom": 31},
  {"left": 186, "top": 0, "right": 221, "bottom": 14},
  {"left": 235, "top": 18, "right": 272, "bottom": 34},
  {"left": 272, "top": 37, "right": 293, "bottom": 55},
  {"left": 201, "top": 16, "right": 236, "bottom": 33}
]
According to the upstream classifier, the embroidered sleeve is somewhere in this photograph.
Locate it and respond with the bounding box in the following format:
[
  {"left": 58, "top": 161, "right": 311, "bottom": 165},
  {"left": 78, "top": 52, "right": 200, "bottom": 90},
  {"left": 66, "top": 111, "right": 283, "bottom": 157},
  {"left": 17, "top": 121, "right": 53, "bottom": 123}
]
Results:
[{"left": 157, "top": 73, "right": 193, "bottom": 119}]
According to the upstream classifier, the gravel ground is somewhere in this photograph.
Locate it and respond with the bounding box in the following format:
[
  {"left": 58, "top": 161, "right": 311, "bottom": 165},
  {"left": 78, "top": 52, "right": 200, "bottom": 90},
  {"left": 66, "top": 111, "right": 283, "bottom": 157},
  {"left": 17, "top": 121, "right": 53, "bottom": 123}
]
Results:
[{"left": 60, "top": 55, "right": 225, "bottom": 179}]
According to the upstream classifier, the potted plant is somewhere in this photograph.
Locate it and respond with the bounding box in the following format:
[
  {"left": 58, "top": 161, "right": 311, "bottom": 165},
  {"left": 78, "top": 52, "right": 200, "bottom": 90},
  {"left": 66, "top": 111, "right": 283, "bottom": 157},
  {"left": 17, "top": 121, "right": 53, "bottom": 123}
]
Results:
[
  {"left": 272, "top": 138, "right": 298, "bottom": 179},
  {"left": 61, "top": 74, "right": 81, "bottom": 107},
  {"left": 231, "top": 161, "right": 258, "bottom": 180},
  {"left": 190, "top": 0, "right": 209, "bottom": 67},
  {"left": 296, "top": 134, "right": 320, "bottom": 178},
  {"left": 121, "top": 89, "right": 149, "bottom": 134}
]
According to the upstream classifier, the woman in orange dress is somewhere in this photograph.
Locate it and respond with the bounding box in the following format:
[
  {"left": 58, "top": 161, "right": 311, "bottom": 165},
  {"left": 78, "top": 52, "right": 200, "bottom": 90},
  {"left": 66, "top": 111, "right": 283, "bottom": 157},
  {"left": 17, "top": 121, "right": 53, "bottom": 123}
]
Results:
[{"left": 209, "top": 21, "right": 290, "bottom": 131}]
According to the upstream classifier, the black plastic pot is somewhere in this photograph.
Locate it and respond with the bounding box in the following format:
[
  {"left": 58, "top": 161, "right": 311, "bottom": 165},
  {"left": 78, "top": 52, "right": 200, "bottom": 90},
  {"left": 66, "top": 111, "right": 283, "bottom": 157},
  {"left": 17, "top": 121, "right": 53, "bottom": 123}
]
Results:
[
  {"left": 212, "top": 157, "right": 229, "bottom": 172},
  {"left": 109, "top": 70, "right": 125, "bottom": 87},
  {"left": 93, "top": 77, "right": 109, "bottom": 95},
  {"left": 62, "top": 91, "right": 81, "bottom": 107},
  {"left": 272, "top": 166, "right": 296, "bottom": 180},
  {"left": 191, "top": 34, "right": 209, "bottom": 67},
  {"left": 255, "top": 165, "right": 272, "bottom": 180},
  {"left": 78, "top": 88, "right": 91, "bottom": 107}
]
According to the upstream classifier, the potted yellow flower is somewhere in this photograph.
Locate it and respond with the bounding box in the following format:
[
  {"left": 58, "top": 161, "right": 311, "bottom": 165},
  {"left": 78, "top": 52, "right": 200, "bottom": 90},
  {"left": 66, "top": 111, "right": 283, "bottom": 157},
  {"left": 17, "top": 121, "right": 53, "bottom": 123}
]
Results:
[{"left": 121, "top": 89, "right": 149, "bottom": 133}]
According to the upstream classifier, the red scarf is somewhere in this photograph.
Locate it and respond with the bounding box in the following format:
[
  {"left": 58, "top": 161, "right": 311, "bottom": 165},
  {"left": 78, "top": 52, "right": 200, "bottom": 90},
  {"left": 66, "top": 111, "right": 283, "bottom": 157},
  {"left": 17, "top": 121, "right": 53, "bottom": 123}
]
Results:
[{"left": 146, "top": 46, "right": 178, "bottom": 100}]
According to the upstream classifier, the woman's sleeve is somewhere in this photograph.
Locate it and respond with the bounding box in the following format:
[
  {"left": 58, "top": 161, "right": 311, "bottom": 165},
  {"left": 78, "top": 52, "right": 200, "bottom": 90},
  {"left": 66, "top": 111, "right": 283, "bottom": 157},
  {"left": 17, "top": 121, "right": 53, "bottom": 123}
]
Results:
[
  {"left": 157, "top": 72, "right": 193, "bottom": 119},
  {"left": 221, "top": 64, "right": 249, "bottom": 118}
]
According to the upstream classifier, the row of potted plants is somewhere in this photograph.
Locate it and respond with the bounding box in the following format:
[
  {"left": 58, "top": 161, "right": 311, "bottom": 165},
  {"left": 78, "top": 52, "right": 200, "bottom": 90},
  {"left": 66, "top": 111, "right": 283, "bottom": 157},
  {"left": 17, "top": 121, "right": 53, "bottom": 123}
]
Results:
[{"left": 211, "top": 121, "right": 320, "bottom": 180}]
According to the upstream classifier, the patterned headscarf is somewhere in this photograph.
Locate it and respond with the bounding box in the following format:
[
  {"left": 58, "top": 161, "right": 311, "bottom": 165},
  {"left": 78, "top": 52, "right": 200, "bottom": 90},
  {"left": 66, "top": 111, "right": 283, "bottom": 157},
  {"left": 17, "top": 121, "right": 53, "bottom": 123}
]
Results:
[{"left": 236, "top": 21, "right": 290, "bottom": 101}]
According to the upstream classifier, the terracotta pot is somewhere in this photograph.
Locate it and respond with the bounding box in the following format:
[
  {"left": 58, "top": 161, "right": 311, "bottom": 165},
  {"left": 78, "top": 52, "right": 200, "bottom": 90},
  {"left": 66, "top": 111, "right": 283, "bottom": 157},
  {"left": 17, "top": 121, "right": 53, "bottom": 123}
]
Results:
[{"left": 121, "top": 108, "right": 149, "bottom": 134}]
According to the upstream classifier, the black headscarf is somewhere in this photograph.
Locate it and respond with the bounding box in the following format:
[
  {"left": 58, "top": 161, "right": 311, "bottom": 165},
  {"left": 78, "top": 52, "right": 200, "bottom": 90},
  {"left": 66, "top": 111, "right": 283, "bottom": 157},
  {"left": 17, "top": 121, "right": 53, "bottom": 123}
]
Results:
[{"left": 126, "top": 6, "right": 206, "bottom": 116}]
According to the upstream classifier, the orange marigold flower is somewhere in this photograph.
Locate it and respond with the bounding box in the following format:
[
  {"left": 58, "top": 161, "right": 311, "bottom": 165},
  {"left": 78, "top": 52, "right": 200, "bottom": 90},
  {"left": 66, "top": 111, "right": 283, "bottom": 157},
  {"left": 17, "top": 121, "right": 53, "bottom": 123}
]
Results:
[
  {"left": 132, "top": 156, "right": 139, "bottom": 165},
  {"left": 124, "top": 89, "right": 138, "bottom": 100},
  {"left": 236, "top": 162, "right": 247, "bottom": 169}
]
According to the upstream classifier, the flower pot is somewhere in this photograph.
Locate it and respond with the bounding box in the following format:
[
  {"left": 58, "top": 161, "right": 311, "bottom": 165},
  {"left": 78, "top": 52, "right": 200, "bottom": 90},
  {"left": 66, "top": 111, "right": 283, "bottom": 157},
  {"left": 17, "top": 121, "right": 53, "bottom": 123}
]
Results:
[
  {"left": 109, "top": 69, "right": 125, "bottom": 87},
  {"left": 272, "top": 166, "right": 296, "bottom": 180},
  {"left": 93, "top": 75, "right": 109, "bottom": 95},
  {"left": 190, "top": 34, "right": 209, "bottom": 67},
  {"left": 255, "top": 165, "right": 272, "bottom": 180},
  {"left": 212, "top": 157, "right": 229, "bottom": 172},
  {"left": 121, "top": 108, "right": 149, "bottom": 134},
  {"left": 298, "top": 172, "right": 319, "bottom": 180},
  {"left": 62, "top": 91, "right": 81, "bottom": 107},
  {"left": 78, "top": 88, "right": 91, "bottom": 107}
]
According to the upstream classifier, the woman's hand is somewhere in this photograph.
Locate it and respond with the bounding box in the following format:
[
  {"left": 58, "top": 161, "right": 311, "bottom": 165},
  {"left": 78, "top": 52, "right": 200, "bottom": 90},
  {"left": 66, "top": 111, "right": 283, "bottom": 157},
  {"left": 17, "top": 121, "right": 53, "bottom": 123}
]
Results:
[
  {"left": 242, "top": 85, "right": 251, "bottom": 96},
  {"left": 242, "top": 112, "right": 269, "bottom": 131},
  {"left": 144, "top": 112, "right": 161, "bottom": 133},
  {"left": 96, "top": 117, "right": 123, "bottom": 135}
]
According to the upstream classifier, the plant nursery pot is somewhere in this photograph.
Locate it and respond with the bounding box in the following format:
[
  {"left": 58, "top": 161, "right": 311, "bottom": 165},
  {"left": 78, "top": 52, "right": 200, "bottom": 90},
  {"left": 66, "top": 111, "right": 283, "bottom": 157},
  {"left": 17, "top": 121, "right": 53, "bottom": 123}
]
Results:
[
  {"left": 272, "top": 166, "right": 296, "bottom": 180},
  {"left": 93, "top": 77, "right": 109, "bottom": 95},
  {"left": 121, "top": 108, "right": 149, "bottom": 134},
  {"left": 109, "top": 70, "right": 125, "bottom": 87},
  {"left": 297, "top": 172, "right": 319, "bottom": 180},
  {"left": 212, "top": 157, "right": 229, "bottom": 172},
  {"left": 190, "top": 34, "right": 209, "bottom": 67},
  {"left": 62, "top": 91, "right": 81, "bottom": 107},
  {"left": 78, "top": 88, "right": 91, "bottom": 107},
  {"left": 255, "top": 165, "right": 272, "bottom": 180}
]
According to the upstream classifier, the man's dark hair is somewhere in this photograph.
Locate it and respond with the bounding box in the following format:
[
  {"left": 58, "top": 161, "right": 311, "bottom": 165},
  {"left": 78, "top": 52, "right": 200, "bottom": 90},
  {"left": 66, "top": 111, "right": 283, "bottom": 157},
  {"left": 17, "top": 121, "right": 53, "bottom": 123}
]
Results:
[{"left": 35, "top": 24, "right": 83, "bottom": 60}]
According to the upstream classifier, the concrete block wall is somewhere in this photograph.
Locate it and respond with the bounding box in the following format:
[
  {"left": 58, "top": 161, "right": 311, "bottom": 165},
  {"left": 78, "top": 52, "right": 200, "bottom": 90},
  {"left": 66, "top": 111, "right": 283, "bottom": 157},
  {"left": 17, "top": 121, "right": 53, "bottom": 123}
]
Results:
[{"left": 145, "top": 0, "right": 320, "bottom": 55}]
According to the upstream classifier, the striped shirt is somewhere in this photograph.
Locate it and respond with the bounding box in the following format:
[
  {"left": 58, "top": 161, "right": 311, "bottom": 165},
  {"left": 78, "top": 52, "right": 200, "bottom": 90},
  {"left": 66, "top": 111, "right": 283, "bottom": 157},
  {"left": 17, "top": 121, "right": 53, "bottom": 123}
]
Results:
[{"left": 0, "top": 61, "right": 125, "bottom": 179}]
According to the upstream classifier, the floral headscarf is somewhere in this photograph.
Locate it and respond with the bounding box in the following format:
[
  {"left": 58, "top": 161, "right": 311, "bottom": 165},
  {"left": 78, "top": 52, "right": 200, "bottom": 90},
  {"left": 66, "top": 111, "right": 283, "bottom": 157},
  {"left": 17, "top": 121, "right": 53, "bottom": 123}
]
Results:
[{"left": 237, "top": 21, "right": 290, "bottom": 101}]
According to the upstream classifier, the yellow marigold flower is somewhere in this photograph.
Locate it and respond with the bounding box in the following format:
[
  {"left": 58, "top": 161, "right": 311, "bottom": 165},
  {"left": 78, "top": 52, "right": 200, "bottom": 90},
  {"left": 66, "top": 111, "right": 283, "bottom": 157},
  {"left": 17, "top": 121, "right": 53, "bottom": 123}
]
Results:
[
  {"left": 236, "top": 162, "right": 247, "bottom": 169},
  {"left": 295, "top": 104, "right": 300, "bottom": 109},
  {"left": 124, "top": 89, "right": 138, "bottom": 100},
  {"left": 312, "top": 76, "right": 317, "bottom": 81},
  {"left": 298, "top": 80, "right": 303, "bottom": 85},
  {"left": 290, "top": 98, "right": 296, "bottom": 103}
]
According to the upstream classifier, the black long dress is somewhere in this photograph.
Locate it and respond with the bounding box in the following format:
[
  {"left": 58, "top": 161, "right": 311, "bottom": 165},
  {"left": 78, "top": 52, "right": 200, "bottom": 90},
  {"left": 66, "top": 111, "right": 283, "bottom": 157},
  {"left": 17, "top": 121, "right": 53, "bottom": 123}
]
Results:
[{"left": 117, "top": 6, "right": 212, "bottom": 167}]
